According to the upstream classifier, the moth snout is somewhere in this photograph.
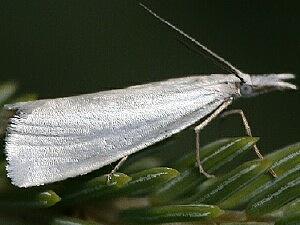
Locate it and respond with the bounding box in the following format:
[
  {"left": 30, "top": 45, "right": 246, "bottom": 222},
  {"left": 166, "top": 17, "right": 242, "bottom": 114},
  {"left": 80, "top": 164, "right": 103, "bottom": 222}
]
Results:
[{"left": 246, "top": 73, "right": 297, "bottom": 96}]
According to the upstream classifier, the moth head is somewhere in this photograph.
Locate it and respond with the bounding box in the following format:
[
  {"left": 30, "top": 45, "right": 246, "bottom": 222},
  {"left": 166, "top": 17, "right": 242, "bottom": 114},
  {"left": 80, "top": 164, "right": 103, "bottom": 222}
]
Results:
[{"left": 240, "top": 73, "right": 297, "bottom": 97}]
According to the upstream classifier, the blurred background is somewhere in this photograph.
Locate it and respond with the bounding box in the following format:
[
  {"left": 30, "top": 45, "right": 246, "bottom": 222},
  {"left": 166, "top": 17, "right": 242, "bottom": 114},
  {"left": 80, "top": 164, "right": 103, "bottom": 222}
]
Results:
[{"left": 0, "top": 0, "right": 299, "bottom": 157}]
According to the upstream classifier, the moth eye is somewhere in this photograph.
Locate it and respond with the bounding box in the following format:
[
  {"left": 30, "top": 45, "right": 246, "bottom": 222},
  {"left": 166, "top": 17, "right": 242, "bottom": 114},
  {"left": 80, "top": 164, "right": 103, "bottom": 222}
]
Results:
[{"left": 240, "top": 84, "right": 253, "bottom": 96}]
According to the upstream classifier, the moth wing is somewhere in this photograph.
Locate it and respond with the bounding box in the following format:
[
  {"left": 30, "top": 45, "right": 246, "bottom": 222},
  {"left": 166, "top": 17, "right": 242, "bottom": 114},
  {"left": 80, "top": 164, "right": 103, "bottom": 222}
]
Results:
[{"left": 5, "top": 75, "right": 239, "bottom": 187}]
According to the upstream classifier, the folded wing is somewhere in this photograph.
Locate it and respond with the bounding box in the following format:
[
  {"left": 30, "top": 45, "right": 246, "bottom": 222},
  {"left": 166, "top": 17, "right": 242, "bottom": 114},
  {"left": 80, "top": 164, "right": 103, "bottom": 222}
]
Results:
[{"left": 5, "top": 75, "right": 239, "bottom": 187}]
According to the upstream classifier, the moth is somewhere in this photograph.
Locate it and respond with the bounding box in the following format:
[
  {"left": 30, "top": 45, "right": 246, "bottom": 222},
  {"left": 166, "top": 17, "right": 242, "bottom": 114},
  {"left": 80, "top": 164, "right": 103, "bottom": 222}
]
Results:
[{"left": 4, "top": 4, "right": 297, "bottom": 187}]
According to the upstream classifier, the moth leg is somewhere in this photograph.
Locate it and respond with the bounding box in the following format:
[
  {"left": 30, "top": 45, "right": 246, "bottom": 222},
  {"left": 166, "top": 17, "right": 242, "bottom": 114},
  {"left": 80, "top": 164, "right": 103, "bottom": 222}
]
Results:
[
  {"left": 194, "top": 98, "right": 233, "bottom": 178},
  {"left": 107, "top": 156, "right": 128, "bottom": 181},
  {"left": 220, "top": 109, "right": 277, "bottom": 177}
]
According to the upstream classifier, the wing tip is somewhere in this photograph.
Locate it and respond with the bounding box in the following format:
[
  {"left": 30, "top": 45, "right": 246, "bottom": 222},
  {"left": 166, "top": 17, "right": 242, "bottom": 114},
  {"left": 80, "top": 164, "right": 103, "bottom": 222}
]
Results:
[
  {"left": 3, "top": 107, "right": 39, "bottom": 188},
  {"left": 4, "top": 143, "right": 36, "bottom": 188},
  {"left": 5, "top": 160, "right": 39, "bottom": 188}
]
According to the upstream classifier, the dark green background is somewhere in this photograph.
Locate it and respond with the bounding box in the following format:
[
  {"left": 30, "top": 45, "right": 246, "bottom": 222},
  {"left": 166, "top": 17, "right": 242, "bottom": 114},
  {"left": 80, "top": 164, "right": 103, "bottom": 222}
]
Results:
[{"left": 1, "top": 1, "right": 299, "bottom": 155}]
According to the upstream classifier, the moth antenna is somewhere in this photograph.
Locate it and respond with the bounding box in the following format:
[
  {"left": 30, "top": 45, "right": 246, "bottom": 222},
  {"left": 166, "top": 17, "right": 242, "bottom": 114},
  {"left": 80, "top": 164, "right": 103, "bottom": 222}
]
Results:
[{"left": 139, "top": 3, "right": 245, "bottom": 81}]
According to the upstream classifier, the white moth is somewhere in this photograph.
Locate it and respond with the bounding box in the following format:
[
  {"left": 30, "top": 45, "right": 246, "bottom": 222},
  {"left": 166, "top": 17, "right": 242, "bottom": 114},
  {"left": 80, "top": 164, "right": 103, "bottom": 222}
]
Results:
[{"left": 4, "top": 4, "right": 297, "bottom": 188}]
